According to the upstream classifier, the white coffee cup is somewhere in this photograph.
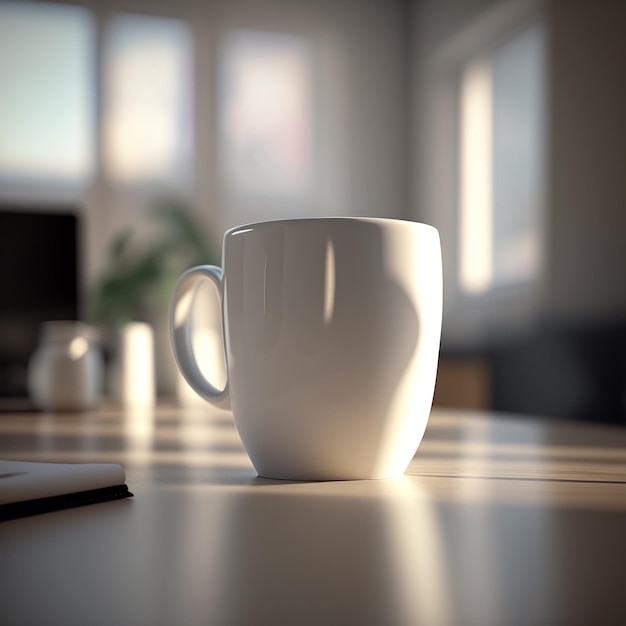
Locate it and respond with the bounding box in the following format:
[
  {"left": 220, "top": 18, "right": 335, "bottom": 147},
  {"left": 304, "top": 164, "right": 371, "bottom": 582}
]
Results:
[{"left": 171, "top": 217, "right": 442, "bottom": 480}]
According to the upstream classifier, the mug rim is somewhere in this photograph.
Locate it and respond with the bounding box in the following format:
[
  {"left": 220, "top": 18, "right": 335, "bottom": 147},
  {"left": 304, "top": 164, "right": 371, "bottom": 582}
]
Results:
[{"left": 224, "top": 216, "right": 438, "bottom": 239}]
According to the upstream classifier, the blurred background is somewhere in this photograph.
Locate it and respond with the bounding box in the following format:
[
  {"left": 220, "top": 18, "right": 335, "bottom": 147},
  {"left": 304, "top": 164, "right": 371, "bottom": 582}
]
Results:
[{"left": 0, "top": 0, "right": 624, "bottom": 422}]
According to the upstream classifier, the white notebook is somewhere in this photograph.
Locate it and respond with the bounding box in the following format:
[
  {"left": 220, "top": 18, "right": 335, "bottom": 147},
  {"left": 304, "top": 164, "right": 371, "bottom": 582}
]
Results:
[{"left": 0, "top": 460, "right": 132, "bottom": 520}]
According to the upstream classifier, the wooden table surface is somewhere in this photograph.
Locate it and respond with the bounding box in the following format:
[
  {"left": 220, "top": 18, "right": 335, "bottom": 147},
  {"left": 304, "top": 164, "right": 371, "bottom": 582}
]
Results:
[{"left": 1, "top": 403, "right": 625, "bottom": 626}]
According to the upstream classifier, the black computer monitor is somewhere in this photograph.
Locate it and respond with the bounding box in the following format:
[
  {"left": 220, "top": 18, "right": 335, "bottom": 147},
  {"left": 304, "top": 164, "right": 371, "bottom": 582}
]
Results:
[{"left": 0, "top": 208, "right": 80, "bottom": 404}]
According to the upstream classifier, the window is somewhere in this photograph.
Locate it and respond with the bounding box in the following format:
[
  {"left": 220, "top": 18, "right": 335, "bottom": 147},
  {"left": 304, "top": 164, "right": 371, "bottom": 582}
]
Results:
[
  {"left": 0, "top": 2, "right": 94, "bottom": 186},
  {"left": 459, "top": 24, "right": 545, "bottom": 294},
  {"left": 104, "top": 14, "right": 193, "bottom": 187},
  {"left": 219, "top": 30, "right": 314, "bottom": 201}
]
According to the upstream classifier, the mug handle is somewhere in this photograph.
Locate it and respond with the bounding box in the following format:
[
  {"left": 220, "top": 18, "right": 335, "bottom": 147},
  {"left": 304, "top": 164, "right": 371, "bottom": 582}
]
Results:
[{"left": 170, "top": 265, "right": 231, "bottom": 410}]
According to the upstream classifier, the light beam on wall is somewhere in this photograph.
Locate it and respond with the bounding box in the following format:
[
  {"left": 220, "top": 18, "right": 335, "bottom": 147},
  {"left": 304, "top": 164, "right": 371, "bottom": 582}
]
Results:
[{"left": 459, "top": 59, "right": 493, "bottom": 295}]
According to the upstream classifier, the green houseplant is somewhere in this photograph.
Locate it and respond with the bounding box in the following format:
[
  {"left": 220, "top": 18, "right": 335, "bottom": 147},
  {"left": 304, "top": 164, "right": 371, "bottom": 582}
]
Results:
[
  {"left": 89, "top": 195, "right": 219, "bottom": 328},
  {"left": 89, "top": 195, "right": 220, "bottom": 402}
]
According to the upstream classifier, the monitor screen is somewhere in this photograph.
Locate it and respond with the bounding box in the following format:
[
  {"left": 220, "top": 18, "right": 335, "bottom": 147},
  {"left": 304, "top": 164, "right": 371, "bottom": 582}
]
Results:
[{"left": 0, "top": 208, "right": 79, "bottom": 399}]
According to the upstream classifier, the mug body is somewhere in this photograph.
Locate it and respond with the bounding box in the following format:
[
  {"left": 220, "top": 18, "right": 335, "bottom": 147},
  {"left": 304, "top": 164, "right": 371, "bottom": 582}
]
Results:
[{"left": 222, "top": 218, "right": 442, "bottom": 480}]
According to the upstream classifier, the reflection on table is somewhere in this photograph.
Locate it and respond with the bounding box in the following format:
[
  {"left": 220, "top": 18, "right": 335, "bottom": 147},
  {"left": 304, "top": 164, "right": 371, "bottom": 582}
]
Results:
[{"left": 1, "top": 404, "right": 625, "bottom": 626}]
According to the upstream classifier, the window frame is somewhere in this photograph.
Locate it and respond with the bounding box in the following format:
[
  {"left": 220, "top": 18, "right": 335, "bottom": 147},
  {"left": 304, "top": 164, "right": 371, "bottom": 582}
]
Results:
[{"left": 418, "top": 0, "right": 549, "bottom": 347}]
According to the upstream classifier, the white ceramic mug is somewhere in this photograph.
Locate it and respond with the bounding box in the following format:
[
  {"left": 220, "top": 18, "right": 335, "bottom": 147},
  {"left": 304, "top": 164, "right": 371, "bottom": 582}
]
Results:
[{"left": 171, "top": 217, "right": 442, "bottom": 480}]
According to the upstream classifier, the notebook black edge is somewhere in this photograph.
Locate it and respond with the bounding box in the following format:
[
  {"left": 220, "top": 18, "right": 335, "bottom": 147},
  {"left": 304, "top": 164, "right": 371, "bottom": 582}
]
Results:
[{"left": 0, "top": 484, "right": 134, "bottom": 522}]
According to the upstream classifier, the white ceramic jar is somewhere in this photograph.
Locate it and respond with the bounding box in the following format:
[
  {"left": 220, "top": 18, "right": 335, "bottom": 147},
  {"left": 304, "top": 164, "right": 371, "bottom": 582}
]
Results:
[{"left": 28, "top": 321, "right": 103, "bottom": 412}]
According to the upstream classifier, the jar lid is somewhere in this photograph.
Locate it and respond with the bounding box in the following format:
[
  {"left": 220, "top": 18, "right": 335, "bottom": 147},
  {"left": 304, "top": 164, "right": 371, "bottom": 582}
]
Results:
[{"left": 39, "top": 321, "right": 99, "bottom": 344}]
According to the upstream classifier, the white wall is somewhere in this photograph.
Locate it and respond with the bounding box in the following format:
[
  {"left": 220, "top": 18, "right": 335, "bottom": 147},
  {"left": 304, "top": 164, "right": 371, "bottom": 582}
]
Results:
[
  {"left": 546, "top": 0, "right": 626, "bottom": 321},
  {"left": 212, "top": 0, "right": 411, "bottom": 226},
  {"left": 410, "top": 0, "right": 626, "bottom": 348},
  {"left": 410, "top": 0, "right": 546, "bottom": 347}
]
